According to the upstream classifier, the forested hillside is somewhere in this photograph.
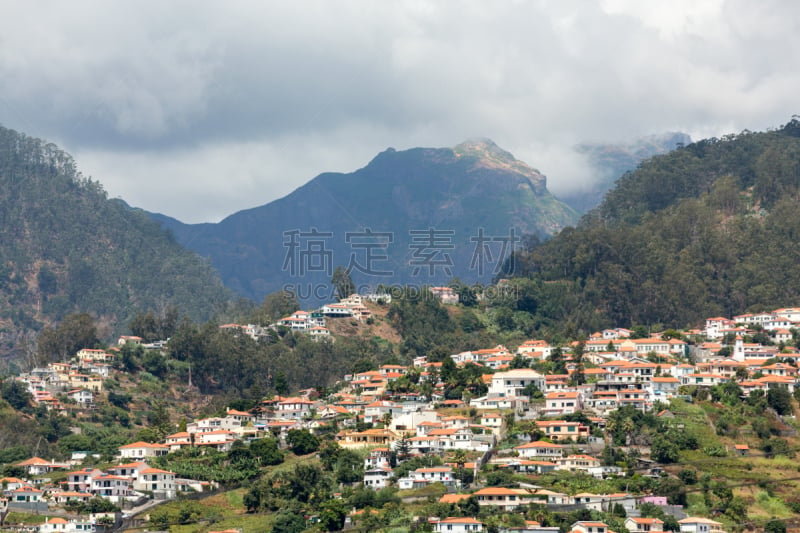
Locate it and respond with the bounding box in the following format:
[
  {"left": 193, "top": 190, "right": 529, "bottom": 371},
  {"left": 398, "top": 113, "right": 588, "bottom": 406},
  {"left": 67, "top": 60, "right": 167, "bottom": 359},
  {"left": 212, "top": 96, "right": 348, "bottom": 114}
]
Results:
[
  {"left": 501, "top": 118, "right": 800, "bottom": 334},
  {"left": 0, "top": 126, "right": 233, "bottom": 365}
]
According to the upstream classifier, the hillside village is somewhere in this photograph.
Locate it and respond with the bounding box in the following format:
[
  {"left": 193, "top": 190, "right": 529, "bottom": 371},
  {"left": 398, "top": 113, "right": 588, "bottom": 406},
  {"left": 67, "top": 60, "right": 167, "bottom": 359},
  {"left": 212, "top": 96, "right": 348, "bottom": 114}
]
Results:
[{"left": 4, "top": 302, "right": 800, "bottom": 533}]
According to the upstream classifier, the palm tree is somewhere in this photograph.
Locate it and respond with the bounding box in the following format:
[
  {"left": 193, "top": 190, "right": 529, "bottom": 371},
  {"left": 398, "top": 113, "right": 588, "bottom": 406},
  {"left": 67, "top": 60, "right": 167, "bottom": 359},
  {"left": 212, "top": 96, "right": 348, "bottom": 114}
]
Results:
[{"left": 622, "top": 417, "right": 636, "bottom": 446}]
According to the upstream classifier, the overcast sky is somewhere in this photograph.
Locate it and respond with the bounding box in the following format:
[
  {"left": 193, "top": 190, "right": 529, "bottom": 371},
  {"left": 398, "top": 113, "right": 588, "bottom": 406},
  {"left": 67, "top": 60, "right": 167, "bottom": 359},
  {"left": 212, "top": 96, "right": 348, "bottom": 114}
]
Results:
[{"left": 1, "top": 0, "right": 798, "bottom": 223}]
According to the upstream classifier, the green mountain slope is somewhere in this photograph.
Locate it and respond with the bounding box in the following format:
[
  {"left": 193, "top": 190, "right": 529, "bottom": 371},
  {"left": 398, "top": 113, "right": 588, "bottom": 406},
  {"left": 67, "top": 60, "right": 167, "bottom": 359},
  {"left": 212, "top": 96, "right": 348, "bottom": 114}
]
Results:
[
  {"left": 503, "top": 118, "right": 800, "bottom": 334},
  {"left": 0, "top": 126, "right": 233, "bottom": 361},
  {"left": 153, "top": 139, "right": 579, "bottom": 304}
]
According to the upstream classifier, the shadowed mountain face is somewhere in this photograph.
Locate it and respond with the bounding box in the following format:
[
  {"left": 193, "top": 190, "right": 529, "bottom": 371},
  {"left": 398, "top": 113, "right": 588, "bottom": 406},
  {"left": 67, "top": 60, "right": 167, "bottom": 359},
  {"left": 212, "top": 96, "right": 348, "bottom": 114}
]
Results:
[{"left": 152, "top": 139, "right": 579, "bottom": 304}]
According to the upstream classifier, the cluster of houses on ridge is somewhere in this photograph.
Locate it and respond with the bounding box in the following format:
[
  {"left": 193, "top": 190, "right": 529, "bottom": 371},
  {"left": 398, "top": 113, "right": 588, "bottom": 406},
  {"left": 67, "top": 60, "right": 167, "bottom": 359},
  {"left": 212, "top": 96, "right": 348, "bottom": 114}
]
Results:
[{"left": 9, "top": 307, "right": 800, "bottom": 532}]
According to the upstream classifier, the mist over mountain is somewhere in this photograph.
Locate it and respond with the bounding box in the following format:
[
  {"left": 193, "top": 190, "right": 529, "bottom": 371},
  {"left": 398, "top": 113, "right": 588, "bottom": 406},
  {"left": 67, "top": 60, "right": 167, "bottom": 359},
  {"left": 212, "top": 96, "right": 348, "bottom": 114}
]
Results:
[
  {"left": 557, "top": 132, "right": 692, "bottom": 213},
  {"left": 153, "top": 139, "right": 579, "bottom": 304}
]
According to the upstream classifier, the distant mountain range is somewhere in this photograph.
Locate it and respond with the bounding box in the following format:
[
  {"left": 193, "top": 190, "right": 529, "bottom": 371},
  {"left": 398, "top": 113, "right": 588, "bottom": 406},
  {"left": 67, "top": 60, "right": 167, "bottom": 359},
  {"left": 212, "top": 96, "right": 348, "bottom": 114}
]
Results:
[
  {"left": 152, "top": 139, "right": 580, "bottom": 304},
  {"left": 559, "top": 132, "right": 692, "bottom": 213},
  {"left": 0, "top": 125, "right": 233, "bottom": 362}
]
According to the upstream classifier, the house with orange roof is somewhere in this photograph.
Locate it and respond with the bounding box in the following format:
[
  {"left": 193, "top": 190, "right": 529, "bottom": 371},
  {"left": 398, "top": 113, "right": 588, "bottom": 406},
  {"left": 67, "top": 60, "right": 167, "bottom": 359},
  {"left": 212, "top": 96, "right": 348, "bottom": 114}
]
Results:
[
  {"left": 136, "top": 467, "right": 176, "bottom": 498},
  {"left": 544, "top": 391, "right": 582, "bottom": 415},
  {"left": 118, "top": 335, "right": 143, "bottom": 345},
  {"left": 16, "top": 457, "right": 69, "bottom": 476},
  {"left": 516, "top": 339, "right": 555, "bottom": 358},
  {"left": 398, "top": 466, "right": 460, "bottom": 490},
  {"left": 469, "top": 394, "right": 529, "bottom": 414},
  {"left": 555, "top": 454, "right": 601, "bottom": 472},
  {"left": 759, "top": 362, "right": 797, "bottom": 377},
  {"left": 117, "top": 442, "right": 169, "bottom": 459},
  {"left": 429, "top": 286, "right": 459, "bottom": 305},
  {"left": 39, "top": 516, "right": 96, "bottom": 533},
  {"left": 488, "top": 369, "right": 546, "bottom": 398},
  {"left": 472, "top": 487, "right": 534, "bottom": 511},
  {"left": 363, "top": 466, "right": 394, "bottom": 490},
  {"left": 91, "top": 473, "right": 132, "bottom": 501},
  {"left": 276, "top": 397, "right": 316, "bottom": 420},
  {"left": 677, "top": 516, "right": 726, "bottom": 533},
  {"left": 514, "top": 440, "right": 563, "bottom": 459},
  {"left": 164, "top": 431, "right": 192, "bottom": 451},
  {"left": 650, "top": 376, "right": 680, "bottom": 396},
  {"left": 363, "top": 400, "right": 403, "bottom": 424},
  {"left": 10, "top": 485, "right": 42, "bottom": 503},
  {"left": 739, "top": 375, "right": 796, "bottom": 394},
  {"left": 494, "top": 458, "right": 558, "bottom": 475},
  {"left": 585, "top": 390, "right": 620, "bottom": 413},
  {"left": 337, "top": 428, "right": 400, "bottom": 448},
  {"left": 433, "top": 517, "right": 484, "bottom": 533},
  {"left": 680, "top": 373, "right": 729, "bottom": 387},
  {"left": 535, "top": 420, "right": 590, "bottom": 441},
  {"left": 65, "top": 468, "right": 104, "bottom": 492},
  {"left": 625, "top": 517, "right": 664, "bottom": 532},
  {"left": 570, "top": 521, "right": 610, "bottom": 533},
  {"left": 50, "top": 490, "right": 93, "bottom": 504},
  {"left": 107, "top": 462, "right": 149, "bottom": 478},
  {"left": 0, "top": 477, "right": 27, "bottom": 491},
  {"left": 76, "top": 348, "right": 113, "bottom": 363},
  {"left": 705, "top": 316, "right": 734, "bottom": 339}
]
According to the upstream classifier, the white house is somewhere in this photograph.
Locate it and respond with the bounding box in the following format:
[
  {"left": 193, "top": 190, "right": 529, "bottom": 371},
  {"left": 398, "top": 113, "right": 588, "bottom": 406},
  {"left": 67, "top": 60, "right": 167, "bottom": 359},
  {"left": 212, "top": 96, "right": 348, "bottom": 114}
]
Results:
[
  {"left": 397, "top": 467, "right": 460, "bottom": 490},
  {"left": 544, "top": 391, "right": 582, "bottom": 415},
  {"left": 363, "top": 467, "right": 393, "bottom": 490},
  {"left": 678, "top": 517, "right": 725, "bottom": 533},
  {"left": 625, "top": 517, "right": 664, "bottom": 533},
  {"left": 514, "top": 441, "right": 563, "bottom": 459},
  {"left": 136, "top": 467, "right": 176, "bottom": 499},
  {"left": 489, "top": 369, "right": 546, "bottom": 398},
  {"left": 117, "top": 442, "right": 169, "bottom": 459},
  {"left": 434, "top": 517, "right": 484, "bottom": 533}
]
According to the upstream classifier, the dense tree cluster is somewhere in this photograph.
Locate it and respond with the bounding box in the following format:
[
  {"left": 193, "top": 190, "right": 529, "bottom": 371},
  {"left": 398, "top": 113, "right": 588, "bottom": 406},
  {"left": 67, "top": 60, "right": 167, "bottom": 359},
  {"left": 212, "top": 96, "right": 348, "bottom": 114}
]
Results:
[
  {"left": 0, "top": 126, "right": 233, "bottom": 362},
  {"left": 499, "top": 119, "right": 800, "bottom": 334}
]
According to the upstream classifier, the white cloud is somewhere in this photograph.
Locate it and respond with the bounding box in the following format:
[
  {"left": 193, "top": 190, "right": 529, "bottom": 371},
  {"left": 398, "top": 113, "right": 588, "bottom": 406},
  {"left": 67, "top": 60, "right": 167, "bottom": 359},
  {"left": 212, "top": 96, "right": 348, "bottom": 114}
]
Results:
[{"left": 1, "top": 0, "right": 799, "bottom": 221}]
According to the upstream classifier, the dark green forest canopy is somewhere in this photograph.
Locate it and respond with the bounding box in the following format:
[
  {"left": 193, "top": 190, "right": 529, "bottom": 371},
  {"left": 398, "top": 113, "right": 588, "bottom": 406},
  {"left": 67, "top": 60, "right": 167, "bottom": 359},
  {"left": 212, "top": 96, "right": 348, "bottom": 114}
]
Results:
[
  {"left": 503, "top": 118, "right": 800, "bottom": 334},
  {"left": 0, "top": 125, "right": 233, "bottom": 361}
]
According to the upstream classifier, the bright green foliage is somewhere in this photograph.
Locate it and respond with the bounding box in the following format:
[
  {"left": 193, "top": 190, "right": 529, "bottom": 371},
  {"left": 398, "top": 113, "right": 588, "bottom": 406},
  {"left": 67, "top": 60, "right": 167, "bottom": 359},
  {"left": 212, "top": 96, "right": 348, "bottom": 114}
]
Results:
[{"left": 286, "top": 429, "right": 320, "bottom": 456}]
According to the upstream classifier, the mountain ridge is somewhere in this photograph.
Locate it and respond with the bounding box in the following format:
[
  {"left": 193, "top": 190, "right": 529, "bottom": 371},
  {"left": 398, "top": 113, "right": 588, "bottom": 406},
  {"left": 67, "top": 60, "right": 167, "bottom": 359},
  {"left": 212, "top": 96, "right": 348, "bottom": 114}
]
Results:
[{"left": 153, "top": 140, "right": 579, "bottom": 304}]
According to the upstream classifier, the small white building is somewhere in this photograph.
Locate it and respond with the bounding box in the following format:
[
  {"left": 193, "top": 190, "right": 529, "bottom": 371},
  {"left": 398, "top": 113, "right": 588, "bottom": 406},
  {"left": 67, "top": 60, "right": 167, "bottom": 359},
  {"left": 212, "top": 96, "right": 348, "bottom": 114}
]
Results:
[
  {"left": 363, "top": 467, "right": 393, "bottom": 490},
  {"left": 434, "top": 517, "right": 484, "bottom": 533},
  {"left": 117, "top": 442, "right": 169, "bottom": 459}
]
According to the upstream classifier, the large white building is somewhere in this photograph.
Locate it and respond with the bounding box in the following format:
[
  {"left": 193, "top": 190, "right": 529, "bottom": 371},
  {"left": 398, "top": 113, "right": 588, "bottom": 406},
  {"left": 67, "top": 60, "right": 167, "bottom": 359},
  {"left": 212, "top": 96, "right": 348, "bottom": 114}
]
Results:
[{"left": 489, "top": 369, "right": 546, "bottom": 398}]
